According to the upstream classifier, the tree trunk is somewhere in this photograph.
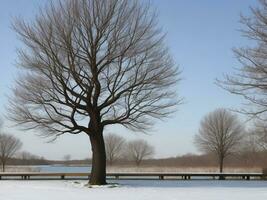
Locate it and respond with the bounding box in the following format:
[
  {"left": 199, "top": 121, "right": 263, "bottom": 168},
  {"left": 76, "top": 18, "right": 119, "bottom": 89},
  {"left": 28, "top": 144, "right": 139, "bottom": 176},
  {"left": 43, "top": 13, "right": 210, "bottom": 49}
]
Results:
[
  {"left": 219, "top": 156, "right": 224, "bottom": 173},
  {"left": 89, "top": 130, "right": 107, "bottom": 185},
  {"left": 219, "top": 156, "right": 225, "bottom": 180},
  {"left": 109, "top": 159, "right": 113, "bottom": 166},
  {"left": 136, "top": 159, "right": 141, "bottom": 166},
  {"left": 2, "top": 162, "right": 5, "bottom": 172}
]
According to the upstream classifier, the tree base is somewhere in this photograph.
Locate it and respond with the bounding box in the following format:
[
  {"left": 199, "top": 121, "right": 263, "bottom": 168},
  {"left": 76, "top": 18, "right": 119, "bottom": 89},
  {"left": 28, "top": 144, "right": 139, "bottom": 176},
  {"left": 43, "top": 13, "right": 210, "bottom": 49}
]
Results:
[
  {"left": 85, "top": 182, "right": 120, "bottom": 188},
  {"left": 88, "top": 181, "right": 107, "bottom": 186}
]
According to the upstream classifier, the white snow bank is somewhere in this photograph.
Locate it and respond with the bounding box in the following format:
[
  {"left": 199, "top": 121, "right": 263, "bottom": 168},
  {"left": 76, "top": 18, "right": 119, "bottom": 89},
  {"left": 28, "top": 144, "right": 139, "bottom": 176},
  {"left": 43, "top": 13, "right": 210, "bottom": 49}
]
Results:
[{"left": 1, "top": 180, "right": 267, "bottom": 200}]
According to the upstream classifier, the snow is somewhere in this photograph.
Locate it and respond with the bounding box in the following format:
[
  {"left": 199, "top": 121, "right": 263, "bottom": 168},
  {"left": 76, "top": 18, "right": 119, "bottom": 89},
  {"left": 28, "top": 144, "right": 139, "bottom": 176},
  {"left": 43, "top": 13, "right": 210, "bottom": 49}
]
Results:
[{"left": 1, "top": 180, "right": 267, "bottom": 200}]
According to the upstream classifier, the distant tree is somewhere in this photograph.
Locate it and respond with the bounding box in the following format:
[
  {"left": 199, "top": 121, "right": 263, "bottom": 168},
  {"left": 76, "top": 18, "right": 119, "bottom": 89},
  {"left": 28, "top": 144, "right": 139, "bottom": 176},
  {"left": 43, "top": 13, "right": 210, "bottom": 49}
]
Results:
[
  {"left": 194, "top": 108, "right": 244, "bottom": 174},
  {"left": 126, "top": 139, "right": 154, "bottom": 166},
  {"left": 0, "top": 118, "right": 3, "bottom": 129},
  {"left": 104, "top": 133, "right": 125, "bottom": 165},
  {"left": 18, "top": 151, "right": 42, "bottom": 165},
  {"left": 217, "top": 0, "right": 267, "bottom": 121},
  {"left": 63, "top": 154, "right": 71, "bottom": 161},
  {"left": 19, "top": 151, "right": 40, "bottom": 160},
  {"left": 237, "top": 129, "right": 261, "bottom": 166},
  {"left": 8, "top": 0, "right": 181, "bottom": 185},
  {"left": 0, "top": 134, "right": 22, "bottom": 172},
  {"left": 251, "top": 121, "right": 267, "bottom": 151}
]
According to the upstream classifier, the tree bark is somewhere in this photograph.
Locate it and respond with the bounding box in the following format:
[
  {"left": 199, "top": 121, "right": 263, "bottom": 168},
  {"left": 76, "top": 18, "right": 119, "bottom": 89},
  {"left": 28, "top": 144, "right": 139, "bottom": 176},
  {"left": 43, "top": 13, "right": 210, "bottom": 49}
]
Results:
[
  {"left": 109, "top": 159, "right": 113, "bottom": 166},
  {"left": 219, "top": 156, "right": 225, "bottom": 180},
  {"left": 219, "top": 156, "right": 224, "bottom": 173},
  {"left": 89, "top": 129, "right": 107, "bottom": 185},
  {"left": 136, "top": 159, "right": 141, "bottom": 166},
  {"left": 2, "top": 162, "right": 5, "bottom": 172}
]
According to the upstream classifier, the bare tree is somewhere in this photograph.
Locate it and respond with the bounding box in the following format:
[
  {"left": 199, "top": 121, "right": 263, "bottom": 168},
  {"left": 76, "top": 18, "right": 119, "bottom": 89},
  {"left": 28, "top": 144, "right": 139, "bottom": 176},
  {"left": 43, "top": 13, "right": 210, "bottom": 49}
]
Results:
[
  {"left": 217, "top": 0, "right": 267, "bottom": 121},
  {"left": 236, "top": 129, "right": 261, "bottom": 166},
  {"left": 194, "top": 108, "right": 244, "bottom": 173},
  {"left": 18, "top": 151, "right": 43, "bottom": 165},
  {"left": 0, "top": 118, "right": 3, "bottom": 129},
  {"left": 63, "top": 154, "right": 71, "bottom": 161},
  {"left": 19, "top": 151, "right": 40, "bottom": 160},
  {"left": 0, "top": 134, "right": 22, "bottom": 172},
  {"left": 251, "top": 121, "right": 267, "bottom": 151},
  {"left": 8, "top": 0, "right": 181, "bottom": 185},
  {"left": 104, "top": 133, "right": 125, "bottom": 165},
  {"left": 126, "top": 139, "right": 154, "bottom": 166},
  {"left": 239, "top": 129, "right": 260, "bottom": 153}
]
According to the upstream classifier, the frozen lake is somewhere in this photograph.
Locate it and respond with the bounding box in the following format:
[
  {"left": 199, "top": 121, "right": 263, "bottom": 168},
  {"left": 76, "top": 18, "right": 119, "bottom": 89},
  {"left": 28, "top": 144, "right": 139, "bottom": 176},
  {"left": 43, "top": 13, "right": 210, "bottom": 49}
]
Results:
[
  {"left": 33, "top": 165, "right": 91, "bottom": 173},
  {"left": 1, "top": 180, "right": 267, "bottom": 200}
]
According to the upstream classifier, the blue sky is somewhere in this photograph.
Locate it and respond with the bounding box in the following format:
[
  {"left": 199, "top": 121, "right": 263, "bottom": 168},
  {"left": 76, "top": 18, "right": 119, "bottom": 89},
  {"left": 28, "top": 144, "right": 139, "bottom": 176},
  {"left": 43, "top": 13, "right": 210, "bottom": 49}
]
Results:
[{"left": 0, "top": 0, "right": 259, "bottom": 160}]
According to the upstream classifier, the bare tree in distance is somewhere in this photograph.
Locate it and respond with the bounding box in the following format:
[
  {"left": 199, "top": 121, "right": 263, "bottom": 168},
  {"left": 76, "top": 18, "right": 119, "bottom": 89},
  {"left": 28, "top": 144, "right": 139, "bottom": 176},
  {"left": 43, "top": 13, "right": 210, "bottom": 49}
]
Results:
[
  {"left": 0, "top": 134, "right": 22, "bottom": 172},
  {"left": 194, "top": 108, "right": 244, "bottom": 174},
  {"left": 0, "top": 118, "right": 3, "bottom": 129},
  {"left": 126, "top": 139, "right": 154, "bottom": 166},
  {"left": 217, "top": 0, "right": 267, "bottom": 121},
  {"left": 239, "top": 129, "right": 260, "bottom": 153},
  {"left": 63, "top": 154, "right": 71, "bottom": 161},
  {"left": 19, "top": 151, "right": 41, "bottom": 160},
  {"left": 251, "top": 121, "right": 267, "bottom": 151},
  {"left": 105, "top": 133, "right": 125, "bottom": 165},
  {"left": 18, "top": 151, "right": 44, "bottom": 165},
  {"left": 8, "top": 0, "right": 181, "bottom": 185},
  {"left": 236, "top": 128, "right": 261, "bottom": 167}
]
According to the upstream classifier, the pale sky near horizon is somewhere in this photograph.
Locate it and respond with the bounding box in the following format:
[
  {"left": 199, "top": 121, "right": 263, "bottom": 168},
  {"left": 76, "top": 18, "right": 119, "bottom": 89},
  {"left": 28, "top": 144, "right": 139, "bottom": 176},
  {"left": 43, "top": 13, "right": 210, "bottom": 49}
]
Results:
[{"left": 0, "top": 0, "right": 259, "bottom": 160}]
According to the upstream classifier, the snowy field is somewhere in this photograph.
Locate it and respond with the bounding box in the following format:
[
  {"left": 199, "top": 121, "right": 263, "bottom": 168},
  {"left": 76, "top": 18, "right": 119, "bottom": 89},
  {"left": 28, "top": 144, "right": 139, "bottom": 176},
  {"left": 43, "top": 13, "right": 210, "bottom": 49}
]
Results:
[{"left": 1, "top": 180, "right": 267, "bottom": 200}]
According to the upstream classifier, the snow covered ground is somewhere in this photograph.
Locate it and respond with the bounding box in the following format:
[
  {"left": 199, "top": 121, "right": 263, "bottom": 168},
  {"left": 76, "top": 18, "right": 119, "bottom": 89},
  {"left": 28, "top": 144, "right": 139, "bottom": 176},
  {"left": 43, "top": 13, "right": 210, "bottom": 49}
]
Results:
[{"left": 1, "top": 180, "right": 267, "bottom": 200}]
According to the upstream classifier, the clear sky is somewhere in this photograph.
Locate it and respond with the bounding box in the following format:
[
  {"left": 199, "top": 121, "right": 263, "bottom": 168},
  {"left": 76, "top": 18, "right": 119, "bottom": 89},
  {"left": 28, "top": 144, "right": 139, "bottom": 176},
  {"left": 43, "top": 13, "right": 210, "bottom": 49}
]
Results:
[{"left": 0, "top": 0, "right": 259, "bottom": 160}]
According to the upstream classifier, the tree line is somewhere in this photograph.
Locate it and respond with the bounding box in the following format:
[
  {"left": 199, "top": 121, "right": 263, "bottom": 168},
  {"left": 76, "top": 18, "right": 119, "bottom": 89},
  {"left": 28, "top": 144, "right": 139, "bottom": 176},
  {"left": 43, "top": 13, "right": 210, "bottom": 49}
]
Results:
[
  {"left": 2, "top": 108, "right": 267, "bottom": 175},
  {"left": 0, "top": 117, "right": 155, "bottom": 171},
  {"left": 105, "top": 134, "right": 154, "bottom": 166}
]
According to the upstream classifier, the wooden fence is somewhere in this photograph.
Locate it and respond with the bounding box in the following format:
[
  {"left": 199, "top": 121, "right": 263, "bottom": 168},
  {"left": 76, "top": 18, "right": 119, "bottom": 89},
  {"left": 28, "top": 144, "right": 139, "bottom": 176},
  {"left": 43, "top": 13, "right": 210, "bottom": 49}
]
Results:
[{"left": 0, "top": 172, "right": 265, "bottom": 180}]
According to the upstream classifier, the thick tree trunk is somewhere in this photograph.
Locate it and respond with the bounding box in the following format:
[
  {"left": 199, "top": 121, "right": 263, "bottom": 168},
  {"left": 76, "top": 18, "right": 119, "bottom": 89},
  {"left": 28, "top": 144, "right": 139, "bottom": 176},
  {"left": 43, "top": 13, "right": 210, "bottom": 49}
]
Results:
[
  {"left": 89, "top": 129, "right": 107, "bottom": 185},
  {"left": 219, "top": 157, "right": 224, "bottom": 173},
  {"left": 219, "top": 156, "right": 225, "bottom": 180},
  {"left": 136, "top": 159, "right": 141, "bottom": 166},
  {"left": 109, "top": 159, "right": 113, "bottom": 166}
]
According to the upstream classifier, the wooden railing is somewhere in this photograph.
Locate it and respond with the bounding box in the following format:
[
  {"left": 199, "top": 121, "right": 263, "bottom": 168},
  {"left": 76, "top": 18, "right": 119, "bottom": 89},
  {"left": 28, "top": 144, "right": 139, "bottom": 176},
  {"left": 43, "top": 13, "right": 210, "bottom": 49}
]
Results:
[{"left": 0, "top": 172, "right": 265, "bottom": 180}]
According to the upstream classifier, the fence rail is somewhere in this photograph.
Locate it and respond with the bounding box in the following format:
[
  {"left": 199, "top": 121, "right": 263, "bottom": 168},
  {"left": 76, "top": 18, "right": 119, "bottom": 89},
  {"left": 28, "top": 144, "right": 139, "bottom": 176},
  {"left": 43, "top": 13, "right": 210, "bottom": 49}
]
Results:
[{"left": 0, "top": 172, "right": 265, "bottom": 180}]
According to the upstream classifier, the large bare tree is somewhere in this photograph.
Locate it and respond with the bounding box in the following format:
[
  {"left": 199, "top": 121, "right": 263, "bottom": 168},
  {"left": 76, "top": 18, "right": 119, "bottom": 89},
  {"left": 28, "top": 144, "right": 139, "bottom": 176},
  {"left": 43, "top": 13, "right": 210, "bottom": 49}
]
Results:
[
  {"left": 217, "top": 0, "right": 267, "bottom": 121},
  {"left": 8, "top": 0, "right": 181, "bottom": 185},
  {"left": 104, "top": 133, "right": 125, "bottom": 165},
  {"left": 194, "top": 108, "right": 244, "bottom": 173},
  {"left": 0, "top": 134, "right": 22, "bottom": 172},
  {"left": 126, "top": 139, "right": 154, "bottom": 166}
]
